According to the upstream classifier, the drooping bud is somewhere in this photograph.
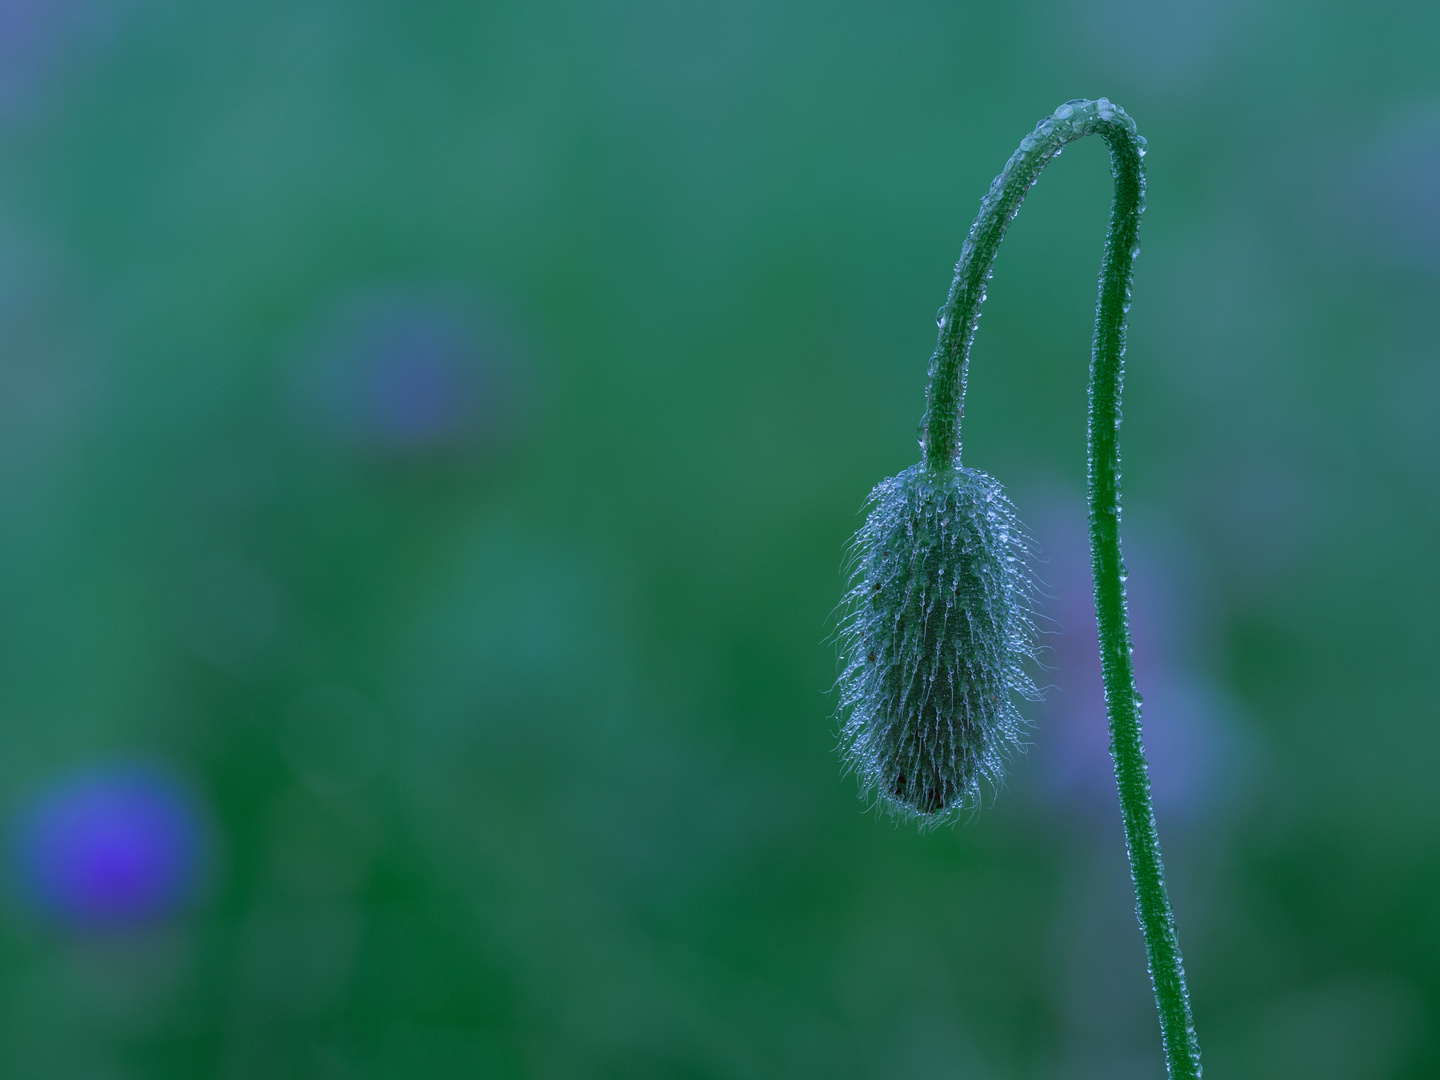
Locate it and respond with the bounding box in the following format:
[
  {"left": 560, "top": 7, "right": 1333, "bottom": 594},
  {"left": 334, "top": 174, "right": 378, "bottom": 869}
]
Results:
[{"left": 837, "top": 463, "right": 1039, "bottom": 825}]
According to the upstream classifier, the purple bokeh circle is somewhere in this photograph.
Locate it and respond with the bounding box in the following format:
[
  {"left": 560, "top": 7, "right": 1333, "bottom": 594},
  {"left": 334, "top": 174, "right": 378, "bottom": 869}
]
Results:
[
  {"left": 290, "top": 286, "right": 525, "bottom": 457},
  {"left": 11, "top": 763, "right": 207, "bottom": 928}
]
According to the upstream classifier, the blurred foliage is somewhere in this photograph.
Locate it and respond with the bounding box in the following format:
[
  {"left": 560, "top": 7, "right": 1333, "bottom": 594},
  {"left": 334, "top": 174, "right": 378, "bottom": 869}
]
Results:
[{"left": 0, "top": 0, "right": 1437, "bottom": 1077}]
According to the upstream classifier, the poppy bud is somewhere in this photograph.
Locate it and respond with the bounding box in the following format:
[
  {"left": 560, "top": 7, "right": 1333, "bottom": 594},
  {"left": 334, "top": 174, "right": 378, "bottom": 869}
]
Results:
[{"left": 837, "top": 463, "right": 1039, "bottom": 824}]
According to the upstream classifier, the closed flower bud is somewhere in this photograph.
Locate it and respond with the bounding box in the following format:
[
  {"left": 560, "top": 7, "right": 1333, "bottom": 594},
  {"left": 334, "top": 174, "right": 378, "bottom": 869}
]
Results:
[{"left": 837, "top": 463, "right": 1039, "bottom": 825}]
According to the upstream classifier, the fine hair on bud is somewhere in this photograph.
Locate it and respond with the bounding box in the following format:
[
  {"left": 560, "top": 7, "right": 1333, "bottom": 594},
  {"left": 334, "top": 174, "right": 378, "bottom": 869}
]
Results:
[{"left": 837, "top": 463, "right": 1040, "bottom": 826}]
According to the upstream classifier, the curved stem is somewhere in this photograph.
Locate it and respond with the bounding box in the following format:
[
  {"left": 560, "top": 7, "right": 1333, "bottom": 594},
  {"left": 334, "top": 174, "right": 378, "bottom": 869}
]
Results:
[{"left": 927, "top": 100, "right": 1202, "bottom": 1078}]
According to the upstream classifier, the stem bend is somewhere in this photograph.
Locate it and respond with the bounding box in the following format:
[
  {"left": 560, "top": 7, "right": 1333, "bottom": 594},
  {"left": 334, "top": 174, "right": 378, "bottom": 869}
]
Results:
[{"left": 923, "top": 98, "right": 1145, "bottom": 470}]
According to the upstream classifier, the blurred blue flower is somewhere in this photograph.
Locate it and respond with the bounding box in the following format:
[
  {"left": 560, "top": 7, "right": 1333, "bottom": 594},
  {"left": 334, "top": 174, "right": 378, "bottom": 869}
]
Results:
[
  {"left": 10, "top": 762, "right": 210, "bottom": 929},
  {"left": 1026, "top": 495, "right": 1248, "bottom": 823},
  {"left": 288, "top": 285, "right": 527, "bottom": 458},
  {"left": 1316, "top": 100, "right": 1440, "bottom": 277},
  {"left": 0, "top": 0, "right": 118, "bottom": 122}
]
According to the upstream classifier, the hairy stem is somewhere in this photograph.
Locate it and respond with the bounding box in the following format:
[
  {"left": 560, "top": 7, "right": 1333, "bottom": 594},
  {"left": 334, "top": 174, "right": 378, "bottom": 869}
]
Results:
[{"left": 925, "top": 99, "right": 1202, "bottom": 1078}]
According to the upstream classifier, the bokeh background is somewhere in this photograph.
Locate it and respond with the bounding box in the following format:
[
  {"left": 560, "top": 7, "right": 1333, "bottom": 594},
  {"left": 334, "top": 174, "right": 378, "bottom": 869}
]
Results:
[{"left": 0, "top": 1, "right": 1436, "bottom": 1077}]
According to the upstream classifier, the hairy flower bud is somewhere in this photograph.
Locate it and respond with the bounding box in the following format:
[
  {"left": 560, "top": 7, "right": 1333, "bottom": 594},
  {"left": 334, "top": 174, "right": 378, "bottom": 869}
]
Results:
[{"left": 837, "top": 464, "right": 1040, "bottom": 824}]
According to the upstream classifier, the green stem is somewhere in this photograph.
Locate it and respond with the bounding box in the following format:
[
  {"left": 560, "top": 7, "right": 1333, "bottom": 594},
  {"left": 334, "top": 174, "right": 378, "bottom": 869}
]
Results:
[{"left": 925, "top": 99, "right": 1202, "bottom": 1078}]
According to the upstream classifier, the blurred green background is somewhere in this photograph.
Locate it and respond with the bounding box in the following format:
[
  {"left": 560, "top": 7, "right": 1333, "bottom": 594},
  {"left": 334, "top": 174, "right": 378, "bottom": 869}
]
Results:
[{"left": 0, "top": 0, "right": 1437, "bottom": 1077}]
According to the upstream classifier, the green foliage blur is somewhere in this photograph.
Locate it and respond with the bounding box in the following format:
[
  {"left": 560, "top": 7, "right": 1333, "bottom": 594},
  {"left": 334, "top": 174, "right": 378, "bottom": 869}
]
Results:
[{"left": 1, "top": 0, "right": 1437, "bottom": 1076}]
